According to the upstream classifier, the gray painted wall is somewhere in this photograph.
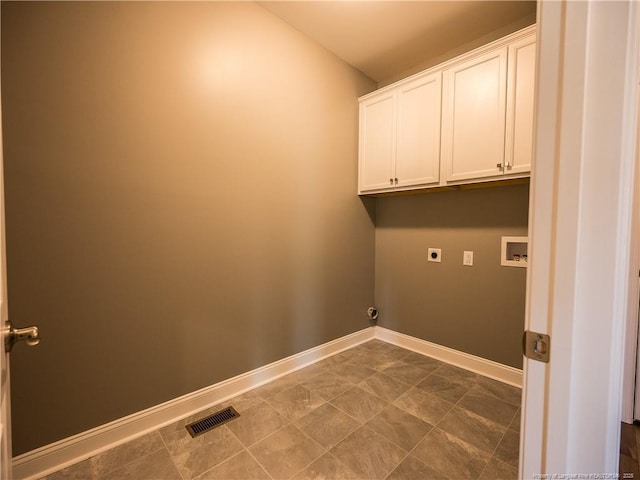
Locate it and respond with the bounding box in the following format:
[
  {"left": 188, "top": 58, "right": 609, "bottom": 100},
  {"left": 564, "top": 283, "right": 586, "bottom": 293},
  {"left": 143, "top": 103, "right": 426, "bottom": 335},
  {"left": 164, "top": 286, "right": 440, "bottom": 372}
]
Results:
[
  {"left": 375, "top": 184, "right": 529, "bottom": 368},
  {"left": 1, "top": 2, "right": 376, "bottom": 455}
]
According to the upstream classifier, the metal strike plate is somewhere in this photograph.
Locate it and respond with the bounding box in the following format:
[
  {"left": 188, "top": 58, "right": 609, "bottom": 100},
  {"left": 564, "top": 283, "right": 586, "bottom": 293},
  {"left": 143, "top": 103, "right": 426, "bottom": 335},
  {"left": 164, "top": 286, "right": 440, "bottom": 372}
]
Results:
[{"left": 523, "top": 330, "right": 550, "bottom": 363}]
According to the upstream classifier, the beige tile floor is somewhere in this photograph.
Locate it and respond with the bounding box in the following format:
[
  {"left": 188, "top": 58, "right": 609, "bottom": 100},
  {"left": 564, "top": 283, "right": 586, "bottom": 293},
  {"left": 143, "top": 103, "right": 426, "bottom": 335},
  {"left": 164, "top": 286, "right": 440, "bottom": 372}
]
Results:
[{"left": 42, "top": 339, "right": 521, "bottom": 480}]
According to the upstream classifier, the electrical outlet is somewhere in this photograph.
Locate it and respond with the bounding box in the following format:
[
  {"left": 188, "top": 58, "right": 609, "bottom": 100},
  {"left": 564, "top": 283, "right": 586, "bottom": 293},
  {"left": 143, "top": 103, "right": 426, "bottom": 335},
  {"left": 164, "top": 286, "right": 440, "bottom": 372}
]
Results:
[
  {"left": 463, "top": 251, "right": 474, "bottom": 266},
  {"left": 428, "top": 248, "right": 442, "bottom": 263}
]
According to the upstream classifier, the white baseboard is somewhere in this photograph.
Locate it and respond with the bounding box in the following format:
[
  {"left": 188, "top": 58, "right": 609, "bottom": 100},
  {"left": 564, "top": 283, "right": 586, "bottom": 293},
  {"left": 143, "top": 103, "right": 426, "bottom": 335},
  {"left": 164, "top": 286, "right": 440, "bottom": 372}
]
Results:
[
  {"left": 12, "top": 326, "right": 522, "bottom": 480},
  {"left": 374, "top": 326, "right": 523, "bottom": 388},
  {"left": 12, "top": 327, "right": 375, "bottom": 480}
]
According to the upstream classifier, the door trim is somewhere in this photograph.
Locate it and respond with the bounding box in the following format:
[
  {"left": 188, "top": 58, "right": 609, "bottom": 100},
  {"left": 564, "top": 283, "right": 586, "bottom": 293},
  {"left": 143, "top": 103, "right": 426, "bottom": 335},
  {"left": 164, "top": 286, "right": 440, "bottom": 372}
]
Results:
[{"left": 520, "top": 0, "right": 640, "bottom": 476}]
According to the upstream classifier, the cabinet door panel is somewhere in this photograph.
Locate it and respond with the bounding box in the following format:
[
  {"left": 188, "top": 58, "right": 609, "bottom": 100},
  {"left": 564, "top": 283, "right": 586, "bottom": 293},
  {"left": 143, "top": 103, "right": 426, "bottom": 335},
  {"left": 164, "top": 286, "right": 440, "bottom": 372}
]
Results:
[
  {"left": 442, "top": 48, "right": 508, "bottom": 182},
  {"left": 359, "top": 93, "right": 395, "bottom": 193},
  {"left": 396, "top": 73, "right": 442, "bottom": 188},
  {"left": 505, "top": 33, "right": 536, "bottom": 175}
]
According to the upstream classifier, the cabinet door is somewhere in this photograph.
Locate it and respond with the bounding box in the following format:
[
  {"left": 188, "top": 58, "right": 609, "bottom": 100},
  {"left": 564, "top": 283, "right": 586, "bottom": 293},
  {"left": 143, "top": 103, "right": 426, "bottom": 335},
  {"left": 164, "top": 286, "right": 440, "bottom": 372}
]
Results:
[
  {"left": 395, "top": 72, "right": 442, "bottom": 188},
  {"left": 358, "top": 92, "right": 395, "bottom": 193},
  {"left": 505, "top": 33, "right": 536, "bottom": 175},
  {"left": 442, "top": 48, "right": 508, "bottom": 182}
]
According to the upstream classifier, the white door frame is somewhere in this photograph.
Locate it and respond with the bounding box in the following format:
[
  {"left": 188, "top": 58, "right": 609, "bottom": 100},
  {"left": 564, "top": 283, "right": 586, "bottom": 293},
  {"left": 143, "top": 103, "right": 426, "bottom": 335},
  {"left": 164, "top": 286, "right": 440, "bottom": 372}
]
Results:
[
  {"left": 622, "top": 80, "right": 640, "bottom": 424},
  {"left": 622, "top": 8, "right": 640, "bottom": 424},
  {"left": 521, "top": 0, "right": 639, "bottom": 477}
]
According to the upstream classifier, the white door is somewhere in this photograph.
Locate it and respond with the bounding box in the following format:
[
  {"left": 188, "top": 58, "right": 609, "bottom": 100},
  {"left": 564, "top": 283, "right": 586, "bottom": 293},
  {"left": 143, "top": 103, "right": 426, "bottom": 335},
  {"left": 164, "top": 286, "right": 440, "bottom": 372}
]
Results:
[{"left": 441, "top": 47, "right": 508, "bottom": 182}]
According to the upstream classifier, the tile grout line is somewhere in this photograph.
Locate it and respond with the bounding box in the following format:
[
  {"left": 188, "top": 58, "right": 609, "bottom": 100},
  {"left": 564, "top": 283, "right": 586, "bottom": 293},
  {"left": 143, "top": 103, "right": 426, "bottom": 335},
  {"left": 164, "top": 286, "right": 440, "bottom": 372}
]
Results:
[
  {"left": 220, "top": 408, "right": 275, "bottom": 475},
  {"left": 479, "top": 425, "right": 517, "bottom": 480},
  {"left": 258, "top": 361, "right": 387, "bottom": 477},
  {"left": 281, "top": 425, "right": 329, "bottom": 480},
  {"left": 189, "top": 446, "right": 246, "bottom": 480},
  {"left": 332, "top": 351, "right": 444, "bottom": 479},
  {"left": 449, "top": 375, "right": 516, "bottom": 480},
  {"left": 93, "top": 434, "right": 171, "bottom": 480},
  {"left": 253, "top": 344, "right": 515, "bottom": 480},
  {"left": 316, "top": 353, "right": 447, "bottom": 450},
  {"left": 229, "top": 402, "right": 289, "bottom": 451},
  {"left": 472, "top": 375, "right": 523, "bottom": 406},
  {"left": 291, "top": 346, "right": 430, "bottom": 479},
  {"left": 431, "top": 373, "right": 515, "bottom": 479},
  {"left": 325, "top": 387, "right": 373, "bottom": 425},
  {"left": 244, "top": 447, "right": 274, "bottom": 480},
  {"left": 383, "top": 363, "right": 489, "bottom": 475},
  {"left": 223, "top": 421, "right": 278, "bottom": 480},
  {"left": 193, "top": 445, "right": 274, "bottom": 480},
  {"left": 485, "top": 404, "right": 521, "bottom": 472},
  {"left": 383, "top": 422, "right": 437, "bottom": 480},
  {"left": 408, "top": 375, "right": 484, "bottom": 480},
  {"left": 156, "top": 429, "right": 186, "bottom": 480},
  {"left": 257, "top": 387, "right": 324, "bottom": 425}
]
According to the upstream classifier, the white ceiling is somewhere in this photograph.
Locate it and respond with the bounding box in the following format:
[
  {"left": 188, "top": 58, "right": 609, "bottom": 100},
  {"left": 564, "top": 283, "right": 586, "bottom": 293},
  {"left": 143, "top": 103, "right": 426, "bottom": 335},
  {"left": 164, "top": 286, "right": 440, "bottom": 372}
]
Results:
[{"left": 259, "top": 1, "right": 536, "bottom": 83}]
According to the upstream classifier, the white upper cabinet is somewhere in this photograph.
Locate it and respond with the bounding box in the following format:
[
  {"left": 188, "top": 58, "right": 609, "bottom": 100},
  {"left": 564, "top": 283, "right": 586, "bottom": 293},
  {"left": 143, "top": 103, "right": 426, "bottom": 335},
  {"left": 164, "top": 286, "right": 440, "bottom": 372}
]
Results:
[
  {"left": 359, "top": 92, "right": 396, "bottom": 192},
  {"left": 441, "top": 48, "right": 508, "bottom": 182},
  {"left": 359, "top": 71, "right": 442, "bottom": 194},
  {"left": 395, "top": 73, "right": 442, "bottom": 189},
  {"left": 505, "top": 33, "right": 536, "bottom": 175},
  {"left": 441, "top": 29, "right": 536, "bottom": 184},
  {"left": 358, "top": 25, "right": 536, "bottom": 195}
]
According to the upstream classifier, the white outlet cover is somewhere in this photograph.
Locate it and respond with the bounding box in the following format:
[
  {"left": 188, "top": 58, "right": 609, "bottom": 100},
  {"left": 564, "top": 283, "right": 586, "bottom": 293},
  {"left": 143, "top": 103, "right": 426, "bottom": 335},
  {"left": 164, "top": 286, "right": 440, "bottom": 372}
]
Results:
[
  {"left": 463, "top": 251, "right": 474, "bottom": 266},
  {"left": 428, "top": 248, "right": 442, "bottom": 263}
]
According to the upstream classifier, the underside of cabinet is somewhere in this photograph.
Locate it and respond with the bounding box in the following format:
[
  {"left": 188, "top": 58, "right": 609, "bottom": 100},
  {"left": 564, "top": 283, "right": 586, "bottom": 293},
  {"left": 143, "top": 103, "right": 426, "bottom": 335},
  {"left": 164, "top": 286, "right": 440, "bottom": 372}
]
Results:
[{"left": 358, "top": 176, "right": 530, "bottom": 198}]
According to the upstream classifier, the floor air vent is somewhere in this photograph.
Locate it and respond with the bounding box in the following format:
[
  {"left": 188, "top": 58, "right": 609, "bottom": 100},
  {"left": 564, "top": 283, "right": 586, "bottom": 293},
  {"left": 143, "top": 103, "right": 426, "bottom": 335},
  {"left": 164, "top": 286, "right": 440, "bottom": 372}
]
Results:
[{"left": 185, "top": 406, "right": 240, "bottom": 438}]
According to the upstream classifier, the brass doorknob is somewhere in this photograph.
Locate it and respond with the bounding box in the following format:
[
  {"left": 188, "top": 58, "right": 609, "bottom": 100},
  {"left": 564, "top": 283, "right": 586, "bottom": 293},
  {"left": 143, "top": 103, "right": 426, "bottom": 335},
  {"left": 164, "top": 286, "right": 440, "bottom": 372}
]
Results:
[{"left": 5, "top": 321, "right": 40, "bottom": 353}]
